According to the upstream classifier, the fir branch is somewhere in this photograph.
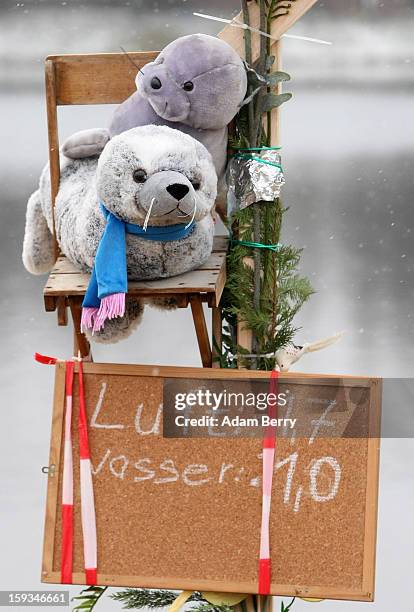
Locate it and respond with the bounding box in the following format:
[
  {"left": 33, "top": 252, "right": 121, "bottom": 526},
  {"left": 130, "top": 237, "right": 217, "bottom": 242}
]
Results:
[
  {"left": 241, "top": 0, "right": 252, "bottom": 65},
  {"left": 222, "top": 199, "right": 314, "bottom": 370},
  {"left": 241, "top": 0, "right": 255, "bottom": 148},
  {"left": 250, "top": 0, "right": 269, "bottom": 146},
  {"left": 110, "top": 589, "right": 203, "bottom": 610},
  {"left": 72, "top": 586, "right": 107, "bottom": 611},
  {"left": 268, "top": 0, "right": 297, "bottom": 21},
  {"left": 190, "top": 605, "right": 234, "bottom": 612},
  {"left": 281, "top": 597, "right": 296, "bottom": 612},
  {"left": 241, "top": 0, "right": 262, "bottom": 366},
  {"left": 221, "top": 1, "right": 312, "bottom": 370}
]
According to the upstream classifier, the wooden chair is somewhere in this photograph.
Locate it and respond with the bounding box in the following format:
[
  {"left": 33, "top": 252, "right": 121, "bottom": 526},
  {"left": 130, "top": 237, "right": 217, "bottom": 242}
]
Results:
[{"left": 43, "top": 52, "right": 226, "bottom": 367}]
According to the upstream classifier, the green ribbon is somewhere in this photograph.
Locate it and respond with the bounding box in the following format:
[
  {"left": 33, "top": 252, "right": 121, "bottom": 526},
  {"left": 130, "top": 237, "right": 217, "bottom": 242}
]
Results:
[
  {"left": 234, "top": 152, "right": 283, "bottom": 170},
  {"left": 231, "top": 238, "right": 281, "bottom": 252},
  {"left": 232, "top": 146, "right": 282, "bottom": 151}
]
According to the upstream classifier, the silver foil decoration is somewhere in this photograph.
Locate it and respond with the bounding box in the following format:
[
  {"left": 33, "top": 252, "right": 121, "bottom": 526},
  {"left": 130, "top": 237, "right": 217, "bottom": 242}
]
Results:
[{"left": 227, "top": 149, "right": 285, "bottom": 214}]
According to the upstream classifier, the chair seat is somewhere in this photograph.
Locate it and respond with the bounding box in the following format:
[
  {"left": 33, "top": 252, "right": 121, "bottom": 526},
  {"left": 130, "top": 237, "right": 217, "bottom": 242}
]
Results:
[{"left": 44, "top": 235, "right": 228, "bottom": 312}]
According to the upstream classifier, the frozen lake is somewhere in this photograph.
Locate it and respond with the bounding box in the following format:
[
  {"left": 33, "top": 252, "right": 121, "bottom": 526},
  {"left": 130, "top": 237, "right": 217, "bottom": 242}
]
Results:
[{"left": 1, "top": 86, "right": 413, "bottom": 376}]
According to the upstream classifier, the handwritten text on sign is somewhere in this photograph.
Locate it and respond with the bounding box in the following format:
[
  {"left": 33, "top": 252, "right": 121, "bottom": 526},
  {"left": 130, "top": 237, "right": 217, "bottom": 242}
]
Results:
[{"left": 83, "top": 378, "right": 365, "bottom": 514}]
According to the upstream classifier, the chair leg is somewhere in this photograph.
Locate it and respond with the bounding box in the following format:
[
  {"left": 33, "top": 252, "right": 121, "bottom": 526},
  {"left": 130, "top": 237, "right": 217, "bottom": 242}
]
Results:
[
  {"left": 68, "top": 297, "right": 92, "bottom": 360},
  {"left": 56, "top": 296, "right": 68, "bottom": 326},
  {"left": 190, "top": 295, "right": 212, "bottom": 367},
  {"left": 211, "top": 305, "right": 222, "bottom": 368}
]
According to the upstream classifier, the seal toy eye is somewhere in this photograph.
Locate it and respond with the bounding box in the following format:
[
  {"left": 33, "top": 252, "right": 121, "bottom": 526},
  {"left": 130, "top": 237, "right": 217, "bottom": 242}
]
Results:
[
  {"left": 150, "top": 76, "right": 162, "bottom": 90},
  {"left": 183, "top": 81, "right": 194, "bottom": 92},
  {"left": 133, "top": 169, "right": 147, "bottom": 183},
  {"left": 191, "top": 180, "right": 201, "bottom": 190}
]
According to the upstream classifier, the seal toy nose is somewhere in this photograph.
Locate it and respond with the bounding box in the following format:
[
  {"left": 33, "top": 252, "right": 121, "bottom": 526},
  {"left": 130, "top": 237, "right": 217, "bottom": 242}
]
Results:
[
  {"left": 166, "top": 183, "right": 190, "bottom": 201},
  {"left": 150, "top": 76, "right": 162, "bottom": 90}
]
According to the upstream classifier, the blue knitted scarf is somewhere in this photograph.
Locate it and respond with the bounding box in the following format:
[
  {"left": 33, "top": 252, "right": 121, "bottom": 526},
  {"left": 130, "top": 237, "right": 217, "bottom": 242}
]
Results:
[{"left": 81, "top": 204, "right": 195, "bottom": 332}]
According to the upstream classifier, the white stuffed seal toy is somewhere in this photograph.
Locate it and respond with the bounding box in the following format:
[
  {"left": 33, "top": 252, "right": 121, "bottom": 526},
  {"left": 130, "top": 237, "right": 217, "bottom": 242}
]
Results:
[{"left": 22, "top": 125, "right": 217, "bottom": 342}]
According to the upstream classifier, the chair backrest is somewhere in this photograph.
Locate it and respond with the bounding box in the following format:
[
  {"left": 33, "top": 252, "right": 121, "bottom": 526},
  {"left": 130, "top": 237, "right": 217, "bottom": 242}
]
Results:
[{"left": 45, "top": 51, "right": 158, "bottom": 256}]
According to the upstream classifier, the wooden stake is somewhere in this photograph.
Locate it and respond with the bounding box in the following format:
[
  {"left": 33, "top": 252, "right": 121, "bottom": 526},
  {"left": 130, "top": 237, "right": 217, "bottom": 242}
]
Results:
[{"left": 45, "top": 59, "right": 60, "bottom": 262}]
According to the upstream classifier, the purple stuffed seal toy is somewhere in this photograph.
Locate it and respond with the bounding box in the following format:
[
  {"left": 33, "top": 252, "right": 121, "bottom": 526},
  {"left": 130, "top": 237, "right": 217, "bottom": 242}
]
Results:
[{"left": 62, "top": 34, "right": 247, "bottom": 214}]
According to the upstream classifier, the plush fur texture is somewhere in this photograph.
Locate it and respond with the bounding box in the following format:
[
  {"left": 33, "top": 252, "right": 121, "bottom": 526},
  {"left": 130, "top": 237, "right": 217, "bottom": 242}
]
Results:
[
  {"left": 61, "top": 34, "right": 247, "bottom": 215},
  {"left": 22, "top": 125, "right": 217, "bottom": 342}
]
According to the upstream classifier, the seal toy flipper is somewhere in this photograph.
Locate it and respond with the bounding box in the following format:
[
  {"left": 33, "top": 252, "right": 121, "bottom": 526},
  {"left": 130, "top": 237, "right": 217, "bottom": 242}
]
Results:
[
  {"left": 62, "top": 127, "right": 110, "bottom": 159},
  {"left": 22, "top": 189, "right": 55, "bottom": 274}
]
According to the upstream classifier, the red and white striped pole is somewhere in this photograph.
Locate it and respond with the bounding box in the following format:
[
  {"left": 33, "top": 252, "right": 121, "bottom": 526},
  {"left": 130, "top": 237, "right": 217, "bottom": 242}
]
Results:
[
  {"left": 61, "top": 360, "right": 75, "bottom": 584},
  {"left": 77, "top": 359, "right": 97, "bottom": 585},
  {"left": 258, "top": 369, "right": 279, "bottom": 595},
  {"left": 35, "top": 353, "right": 98, "bottom": 585}
]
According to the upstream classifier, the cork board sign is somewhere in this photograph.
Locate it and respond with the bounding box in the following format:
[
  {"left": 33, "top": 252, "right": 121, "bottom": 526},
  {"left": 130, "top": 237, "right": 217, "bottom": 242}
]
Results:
[{"left": 42, "top": 363, "right": 381, "bottom": 601}]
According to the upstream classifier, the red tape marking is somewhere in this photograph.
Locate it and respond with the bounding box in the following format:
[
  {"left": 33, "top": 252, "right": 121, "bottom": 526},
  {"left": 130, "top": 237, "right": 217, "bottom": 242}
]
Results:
[
  {"left": 34, "top": 352, "right": 57, "bottom": 365},
  {"left": 61, "top": 505, "right": 74, "bottom": 584},
  {"left": 85, "top": 568, "right": 98, "bottom": 585},
  {"left": 258, "top": 558, "right": 271, "bottom": 595}
]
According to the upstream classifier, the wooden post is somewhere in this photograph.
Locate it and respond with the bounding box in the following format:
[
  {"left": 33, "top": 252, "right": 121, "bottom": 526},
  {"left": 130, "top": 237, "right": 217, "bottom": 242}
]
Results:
[
  {"left": 219, "top": 5, "right": 283, "bottom": 363},
  {"left": 218, "top": 0, "right": 316, "bottom": 364},
  {"left": 45, "top": 59, "right": 61, "bottom": 261},
  {"left": 234, "top": 595, "right": 267, "bottom": 612},
  {"left": 256, "top": 595, "right": 270, "bottom": 612},
  {"left": 218, "top": 0, "right": 318, "bottom": 59}
]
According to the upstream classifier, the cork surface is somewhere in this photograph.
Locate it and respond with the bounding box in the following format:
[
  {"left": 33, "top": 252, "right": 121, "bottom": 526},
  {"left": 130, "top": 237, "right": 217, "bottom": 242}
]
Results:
[{"left": 46, "top": 365, "right": 381, "bottom": 598}]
